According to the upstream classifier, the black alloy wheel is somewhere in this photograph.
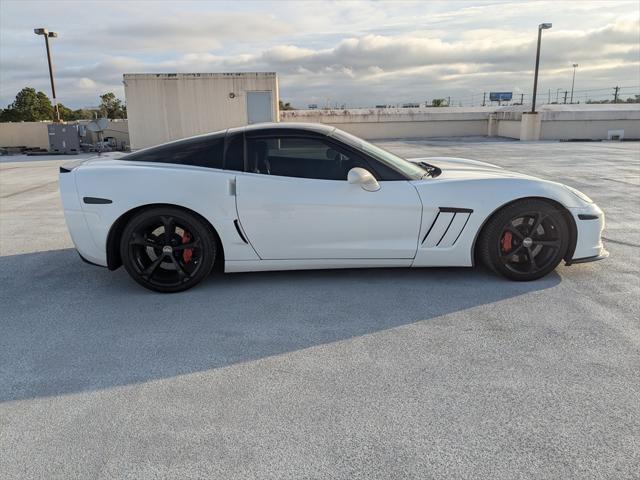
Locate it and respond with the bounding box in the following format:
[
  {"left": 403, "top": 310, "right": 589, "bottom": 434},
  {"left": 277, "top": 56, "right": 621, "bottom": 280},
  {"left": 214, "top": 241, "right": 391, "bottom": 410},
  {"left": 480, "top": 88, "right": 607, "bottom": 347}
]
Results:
[
  {"left": 120, "top": 207, "right": 217, "bottom": 292},
  {"left": 478, "top": 199, "right": 569, "bottom": 281}
]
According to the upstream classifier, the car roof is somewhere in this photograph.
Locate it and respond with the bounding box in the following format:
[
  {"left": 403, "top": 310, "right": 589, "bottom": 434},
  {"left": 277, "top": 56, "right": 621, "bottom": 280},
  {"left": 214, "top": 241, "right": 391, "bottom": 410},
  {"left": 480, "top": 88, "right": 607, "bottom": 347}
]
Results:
[{"left": 228, "top": 122, "right": 336, "bottom": 135}]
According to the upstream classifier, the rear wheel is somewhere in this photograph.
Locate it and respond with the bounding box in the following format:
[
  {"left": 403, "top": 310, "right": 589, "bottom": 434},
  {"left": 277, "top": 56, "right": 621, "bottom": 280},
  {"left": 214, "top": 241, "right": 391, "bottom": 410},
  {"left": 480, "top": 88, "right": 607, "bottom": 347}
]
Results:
[
  {"left": 120, "top": 207, "right": 216, "bottom": 292},
  {"left": 478, "top": 199, "right": 569, "bottom": 281}
]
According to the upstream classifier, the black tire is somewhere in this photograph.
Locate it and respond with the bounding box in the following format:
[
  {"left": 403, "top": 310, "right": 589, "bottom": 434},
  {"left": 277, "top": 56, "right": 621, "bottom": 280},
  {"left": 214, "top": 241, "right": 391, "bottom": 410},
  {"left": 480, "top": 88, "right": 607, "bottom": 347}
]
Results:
[
  {"left": 478, "top": 199, "right": 569, "bottom": 281},
  {"left": 120, "top": 207, "right": 217, "bottom": 292}
]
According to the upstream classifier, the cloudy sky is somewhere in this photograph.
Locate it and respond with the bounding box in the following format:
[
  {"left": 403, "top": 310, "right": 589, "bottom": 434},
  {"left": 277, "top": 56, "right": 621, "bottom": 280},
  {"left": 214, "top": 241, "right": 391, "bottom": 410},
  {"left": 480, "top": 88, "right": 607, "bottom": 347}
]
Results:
[{"left": 1, "top": 0, "right": 638, "bottom": 109}]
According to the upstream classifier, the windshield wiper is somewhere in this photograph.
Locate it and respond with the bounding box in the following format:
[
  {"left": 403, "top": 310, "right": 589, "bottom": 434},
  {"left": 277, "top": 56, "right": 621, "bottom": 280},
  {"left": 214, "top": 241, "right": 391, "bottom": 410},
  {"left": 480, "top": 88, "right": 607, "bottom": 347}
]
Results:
[{"left": 418, "top": 161, "right": 441, "bottom": 178}]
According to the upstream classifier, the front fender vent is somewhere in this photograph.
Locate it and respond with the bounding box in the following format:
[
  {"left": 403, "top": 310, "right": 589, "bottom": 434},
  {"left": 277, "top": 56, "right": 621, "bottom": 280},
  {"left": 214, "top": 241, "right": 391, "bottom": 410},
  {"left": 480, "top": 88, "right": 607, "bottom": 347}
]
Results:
[{"left": 421, "top": 207, "right": 473, "bottom": 248}]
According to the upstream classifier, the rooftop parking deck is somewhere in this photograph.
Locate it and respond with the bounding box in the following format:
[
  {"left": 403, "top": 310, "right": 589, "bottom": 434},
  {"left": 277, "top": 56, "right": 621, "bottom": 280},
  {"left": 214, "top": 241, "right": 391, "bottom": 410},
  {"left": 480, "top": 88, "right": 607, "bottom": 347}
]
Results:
[{"left": 1, "top": 139, "right": 638, "bottom": 479}]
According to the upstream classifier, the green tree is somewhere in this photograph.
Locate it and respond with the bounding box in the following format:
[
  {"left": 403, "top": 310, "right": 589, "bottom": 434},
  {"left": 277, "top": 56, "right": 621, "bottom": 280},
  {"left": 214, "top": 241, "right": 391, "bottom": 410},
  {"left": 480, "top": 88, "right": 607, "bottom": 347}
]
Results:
[
  {"left": 10, "top": 87, "right": 40, "bottom": 120},
  {"left": 35, "top": 91, "right": 54, "bottom": 120},
  {"left": 57, "top": 104, "right": 75, "bottom": 120},
  {"left": 99, "top": 92, "right": 126, "bottom": 119},
  {"left": 0, "top": 107, "right": 21, "bottom": 122},
  {"left": 431, "top": 98, "right": 447, "bottom": 107},
  {"left": 279, "top": 100, "right": 294, "bottom": 111},
  {"left": 73, "top": 108, "right": 96, "bottom": 120},
  {"left": 0, "top": 87, "right": 55, "bottom": 121}
]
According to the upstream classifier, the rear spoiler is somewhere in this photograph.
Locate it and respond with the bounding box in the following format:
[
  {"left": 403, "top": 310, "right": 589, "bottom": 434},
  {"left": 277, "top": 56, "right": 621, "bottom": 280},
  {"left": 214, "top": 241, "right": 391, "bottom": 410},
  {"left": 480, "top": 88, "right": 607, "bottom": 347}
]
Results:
[{"left": 59, "top": 159, "right": 87, "bottom": 173}]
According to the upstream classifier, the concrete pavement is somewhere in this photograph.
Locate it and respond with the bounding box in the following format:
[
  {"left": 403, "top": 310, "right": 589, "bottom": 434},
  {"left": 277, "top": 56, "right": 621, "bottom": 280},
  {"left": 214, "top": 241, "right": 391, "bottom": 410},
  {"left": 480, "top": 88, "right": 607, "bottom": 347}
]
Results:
[{"left": 1, "top": 140, "right": 638, "bottom": 479}]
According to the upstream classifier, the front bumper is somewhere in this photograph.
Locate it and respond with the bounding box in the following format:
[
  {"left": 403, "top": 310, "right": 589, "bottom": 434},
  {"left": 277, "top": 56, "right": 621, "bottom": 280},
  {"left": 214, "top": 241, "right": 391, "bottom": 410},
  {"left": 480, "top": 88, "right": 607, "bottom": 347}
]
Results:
[
  {"left": 566, "top": 203, "right": 607, "bottom": 265},
  {"left": 568, "top": 249, "right": 609, "bottom": 265}
]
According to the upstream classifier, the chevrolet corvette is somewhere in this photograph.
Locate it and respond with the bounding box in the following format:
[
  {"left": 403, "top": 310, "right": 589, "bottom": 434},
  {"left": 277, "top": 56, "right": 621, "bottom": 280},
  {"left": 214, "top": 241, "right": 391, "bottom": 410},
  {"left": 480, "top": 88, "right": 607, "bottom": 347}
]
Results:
[{"left": 59, "top": 123, "right": 607, "bottom": 292}]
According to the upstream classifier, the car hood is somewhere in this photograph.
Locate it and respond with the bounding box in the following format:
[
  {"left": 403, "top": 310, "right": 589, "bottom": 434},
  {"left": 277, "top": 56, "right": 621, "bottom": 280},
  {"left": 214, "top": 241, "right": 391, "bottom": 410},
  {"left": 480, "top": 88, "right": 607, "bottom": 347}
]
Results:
[
  {"left": 407, "top": 156, "right": 537, "bottom": 181},
  {"left": 408, "top": 156, "right": 503, "bottom": 172}
]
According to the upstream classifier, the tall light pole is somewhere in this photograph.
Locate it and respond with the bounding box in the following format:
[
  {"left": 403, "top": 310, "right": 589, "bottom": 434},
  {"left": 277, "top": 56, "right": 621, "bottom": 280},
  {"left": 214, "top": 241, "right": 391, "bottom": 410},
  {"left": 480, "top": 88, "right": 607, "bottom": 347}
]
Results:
[
  {"left": 531, "top": 22, "right": 552, "bottom": 114},
  {"left": 34, "top": 28, "right": 60, "bottom": 122},
  {"left": 570, "top": 63, "right": 578, "bottom": 104}
]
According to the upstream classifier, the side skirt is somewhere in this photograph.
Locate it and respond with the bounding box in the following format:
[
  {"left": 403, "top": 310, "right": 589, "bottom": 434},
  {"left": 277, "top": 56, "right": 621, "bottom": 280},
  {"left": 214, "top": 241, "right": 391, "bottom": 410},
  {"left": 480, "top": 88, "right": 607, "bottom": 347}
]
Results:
[{"left": 225, "top": 258, "right": 413, "bottom": 273}]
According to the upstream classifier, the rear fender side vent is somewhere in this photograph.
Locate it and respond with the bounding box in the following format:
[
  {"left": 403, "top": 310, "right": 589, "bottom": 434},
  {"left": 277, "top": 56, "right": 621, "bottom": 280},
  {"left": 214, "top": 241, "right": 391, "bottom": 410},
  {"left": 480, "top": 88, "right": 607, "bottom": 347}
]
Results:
[
  {"left": 422, "top": 207, "right": 473, "bottom": 248},
  {"left": 233, "top": 219, "right": 249, "bottom": 244}
]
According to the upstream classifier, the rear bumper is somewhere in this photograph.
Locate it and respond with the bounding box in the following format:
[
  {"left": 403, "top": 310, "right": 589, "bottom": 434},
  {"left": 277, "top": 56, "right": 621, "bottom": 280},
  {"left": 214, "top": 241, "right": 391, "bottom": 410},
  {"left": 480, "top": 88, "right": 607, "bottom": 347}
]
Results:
[
  {"left": 78, "top": 250, "right": 107, "bottom": 268},
  {"left": 59, "top": 170, "right": 108, "bottom": 267}
]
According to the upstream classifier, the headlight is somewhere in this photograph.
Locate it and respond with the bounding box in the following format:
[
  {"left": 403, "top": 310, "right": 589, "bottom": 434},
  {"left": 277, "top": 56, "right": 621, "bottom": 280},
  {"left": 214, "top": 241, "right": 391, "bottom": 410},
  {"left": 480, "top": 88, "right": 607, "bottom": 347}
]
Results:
[{"left": 564, "top": 185, "right": 593, "bottom": 203}]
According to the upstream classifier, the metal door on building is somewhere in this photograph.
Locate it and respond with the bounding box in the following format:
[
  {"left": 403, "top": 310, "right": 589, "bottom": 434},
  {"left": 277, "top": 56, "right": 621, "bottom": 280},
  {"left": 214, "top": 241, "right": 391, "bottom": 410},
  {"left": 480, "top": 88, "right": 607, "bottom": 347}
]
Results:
[{"left": 247, "top": 91, "right": 273, "bottom": 124}]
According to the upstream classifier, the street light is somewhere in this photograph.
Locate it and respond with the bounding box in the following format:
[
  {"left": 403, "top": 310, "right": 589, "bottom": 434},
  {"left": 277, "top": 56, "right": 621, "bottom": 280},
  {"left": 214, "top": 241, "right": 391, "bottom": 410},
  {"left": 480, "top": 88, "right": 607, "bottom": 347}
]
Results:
[
  {"left": 531, "top": 22, "right": 552, "bottom": 114},
  {"left": 570, "top": 63, "right": 578, "bottom": 104},
  {"left": 34, "top": 27, "right": 60, "bottom": 122}
]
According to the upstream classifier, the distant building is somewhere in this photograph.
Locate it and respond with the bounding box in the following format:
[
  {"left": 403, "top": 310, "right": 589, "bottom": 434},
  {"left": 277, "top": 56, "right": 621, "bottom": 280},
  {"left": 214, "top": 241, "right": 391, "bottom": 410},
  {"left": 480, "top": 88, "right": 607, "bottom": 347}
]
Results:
[{"left": 123, "top": 72, "right": 279, "bottom": 149}]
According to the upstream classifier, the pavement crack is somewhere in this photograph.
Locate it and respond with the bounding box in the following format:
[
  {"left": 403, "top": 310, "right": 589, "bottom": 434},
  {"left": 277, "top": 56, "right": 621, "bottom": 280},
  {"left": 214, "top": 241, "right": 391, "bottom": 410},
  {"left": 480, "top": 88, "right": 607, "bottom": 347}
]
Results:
[
  {"left": 602, "top": 236, "right": 640, "bottom": 248},
  {"left": 1, "top": 180, "right": 58, "bottom": 199},
  {"left": 601, "top": 177, "right": 639, "bottom": 187}
]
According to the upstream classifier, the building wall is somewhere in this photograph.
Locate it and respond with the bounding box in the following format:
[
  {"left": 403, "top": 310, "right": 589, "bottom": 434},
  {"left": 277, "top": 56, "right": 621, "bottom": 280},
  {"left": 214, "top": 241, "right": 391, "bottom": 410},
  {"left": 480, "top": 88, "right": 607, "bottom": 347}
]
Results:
[
  {"left": 124, "top": 73, "right": 279, "bottom": 149},
  {"left": 496, "top": 120, "right": 520, "bottom": 139},
  {"left": 281, "top": 107, "right": 492, "bottom": 139},
  {"left": 282, "top": 105, "right": 640, "bottom": 141},
  {"left": 287, "top": 120, "right": 488, "bottom": 139},
  {"left": 0, "top": 122, "right": 50, "bottom": 149},
  {"left": 540, "top": 120, "right": 640, "bottom": 140}
]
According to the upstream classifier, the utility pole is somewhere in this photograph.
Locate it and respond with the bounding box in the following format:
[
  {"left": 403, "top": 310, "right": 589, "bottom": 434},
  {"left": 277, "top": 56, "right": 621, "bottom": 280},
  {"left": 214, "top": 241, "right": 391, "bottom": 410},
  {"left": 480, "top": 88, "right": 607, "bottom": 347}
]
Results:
[
  {"left": 563, "top": 91, "right": 568, "bottom": 104},
  {"left": 614, "top": 86, "right": 620, "bottom": 103},
  {"left": 531, "top": 22, "right": 553, "bottom": 113},
  {"left": 34, "top": 28, "right": 60, "bottom": 122},
  {"left": 548, "top": 89, "right": 551, "bottom": 104},
  {"left": 570, "top": 64, "right": 578, "bottom": 104},
  {"left": 447, "top": 96, "right": 451, "bottom": 106},
  {"left": 482, "top": 92, "right": 486, "bottom": 106},
  {"left": 520, "top": 93, "right": 524, "bottom": 105}
]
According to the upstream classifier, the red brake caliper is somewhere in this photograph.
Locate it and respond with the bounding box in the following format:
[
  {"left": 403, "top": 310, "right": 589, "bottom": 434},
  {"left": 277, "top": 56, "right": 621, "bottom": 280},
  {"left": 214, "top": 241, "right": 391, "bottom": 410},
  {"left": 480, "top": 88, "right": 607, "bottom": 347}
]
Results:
[
  {"left": 181, "top": 231, "right": 193, "bottom": 263},
  {"left": 501, "top": 231, "right": 513, "bottom": 253}
]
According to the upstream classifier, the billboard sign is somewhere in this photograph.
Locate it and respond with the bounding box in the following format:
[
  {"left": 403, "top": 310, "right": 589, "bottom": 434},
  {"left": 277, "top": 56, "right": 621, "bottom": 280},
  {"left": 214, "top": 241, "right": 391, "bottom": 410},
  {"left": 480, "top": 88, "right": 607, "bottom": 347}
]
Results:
[{"left": 489, "top": 92, "right": 513, "bottom": 102}]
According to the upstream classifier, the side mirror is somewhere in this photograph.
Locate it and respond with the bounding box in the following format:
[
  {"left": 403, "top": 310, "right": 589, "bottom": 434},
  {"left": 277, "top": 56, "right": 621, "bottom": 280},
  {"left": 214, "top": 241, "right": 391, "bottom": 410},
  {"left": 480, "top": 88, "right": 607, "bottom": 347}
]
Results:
[{"left": 347, "top": 167, "right": 380, "bottom": 192}]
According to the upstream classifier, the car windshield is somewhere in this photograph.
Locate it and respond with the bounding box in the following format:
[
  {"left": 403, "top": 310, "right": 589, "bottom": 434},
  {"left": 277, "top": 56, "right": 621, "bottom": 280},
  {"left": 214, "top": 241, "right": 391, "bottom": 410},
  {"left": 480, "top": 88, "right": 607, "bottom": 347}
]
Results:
[{"left": 331, "top": 129, "right": 427, "bottom": 180}]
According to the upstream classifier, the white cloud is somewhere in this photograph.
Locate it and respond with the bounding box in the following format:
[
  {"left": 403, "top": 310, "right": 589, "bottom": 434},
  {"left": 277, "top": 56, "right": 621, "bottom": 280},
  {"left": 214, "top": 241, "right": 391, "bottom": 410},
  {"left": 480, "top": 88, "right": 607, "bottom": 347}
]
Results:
[
  {"left": 0, "top": 0, "right": 638, "bottom": 108},
  {"left": 74, "top": 77, "right": 97, "bottom": 89}
]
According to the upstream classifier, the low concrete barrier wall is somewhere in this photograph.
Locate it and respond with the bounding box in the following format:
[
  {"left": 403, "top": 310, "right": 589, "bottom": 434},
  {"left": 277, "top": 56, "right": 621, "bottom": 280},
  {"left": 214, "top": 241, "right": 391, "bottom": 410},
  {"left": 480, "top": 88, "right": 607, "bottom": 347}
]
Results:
[
  {"left": 1, "top": 105, "right": 637, "bottom": 148},
  {"left": 0, "top": 122, "right": 50, "bottom": 149},
  {"left": 0, "top": 120, "right": 131, "bottom": 151},
  {"left": 541, "top": 120, "right": 640, "bottom": 140},
  {"left": 283, "top": 104, "right": 640, "bottom": 141},
  {"left": 282, "top": 107, "right": 493, "bottom": 139},
  {"left": 286, "top": 119, "right": 488, "bottom": 140},
  {"left": 496, "top": 120, "right": 520, "bottom": 139}
]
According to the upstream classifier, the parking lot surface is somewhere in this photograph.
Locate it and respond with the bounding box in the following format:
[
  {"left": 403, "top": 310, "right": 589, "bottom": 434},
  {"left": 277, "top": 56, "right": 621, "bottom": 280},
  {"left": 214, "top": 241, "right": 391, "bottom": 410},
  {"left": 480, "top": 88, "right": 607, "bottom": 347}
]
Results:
[{"left": 1, "top": 139, "right": 639, "bottom": 479}]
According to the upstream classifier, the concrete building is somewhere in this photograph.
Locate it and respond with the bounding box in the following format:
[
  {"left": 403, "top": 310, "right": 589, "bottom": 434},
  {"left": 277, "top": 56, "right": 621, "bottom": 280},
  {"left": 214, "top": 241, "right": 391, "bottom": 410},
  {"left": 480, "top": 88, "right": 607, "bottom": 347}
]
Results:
[{"left": 123, "top": 73, "right": 279, "bottom": 149}]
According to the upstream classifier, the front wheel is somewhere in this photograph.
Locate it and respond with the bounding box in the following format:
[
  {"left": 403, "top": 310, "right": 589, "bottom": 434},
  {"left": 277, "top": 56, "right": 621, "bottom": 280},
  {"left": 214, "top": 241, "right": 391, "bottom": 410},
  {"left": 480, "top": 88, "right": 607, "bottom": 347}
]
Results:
[
  {"left": 120, "top": 207, "right": 217, "bottom": 292},
  {"left": 478, "top": 199, "right": 570, "bottom": 281}
]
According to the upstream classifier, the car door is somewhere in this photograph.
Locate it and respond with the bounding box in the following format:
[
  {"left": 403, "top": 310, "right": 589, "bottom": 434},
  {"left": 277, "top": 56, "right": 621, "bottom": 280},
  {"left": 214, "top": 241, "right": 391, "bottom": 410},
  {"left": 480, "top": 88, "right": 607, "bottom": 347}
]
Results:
[{"left": 235, "top": 132, "right": 422, "bottom": 260}]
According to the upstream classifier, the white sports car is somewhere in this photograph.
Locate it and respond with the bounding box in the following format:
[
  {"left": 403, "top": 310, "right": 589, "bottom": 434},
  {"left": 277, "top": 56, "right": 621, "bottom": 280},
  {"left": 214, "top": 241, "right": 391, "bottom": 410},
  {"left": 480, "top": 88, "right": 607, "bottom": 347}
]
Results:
[{"left": 59, "top": 123, "right": 607, "bottom": 292}]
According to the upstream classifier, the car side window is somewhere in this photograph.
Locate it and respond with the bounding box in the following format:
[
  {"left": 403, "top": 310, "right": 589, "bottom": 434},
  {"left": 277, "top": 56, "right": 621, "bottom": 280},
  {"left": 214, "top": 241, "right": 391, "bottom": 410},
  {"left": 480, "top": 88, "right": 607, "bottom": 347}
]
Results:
[
  {"left": 246, "top": 136, "right": 371, "bottom": 181},
  {"left": 224, "top": 133, "right": 244, "bottom": 172},
  {"left": 123, "top": 134, "right": 224, "bottom": 169}
]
